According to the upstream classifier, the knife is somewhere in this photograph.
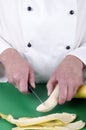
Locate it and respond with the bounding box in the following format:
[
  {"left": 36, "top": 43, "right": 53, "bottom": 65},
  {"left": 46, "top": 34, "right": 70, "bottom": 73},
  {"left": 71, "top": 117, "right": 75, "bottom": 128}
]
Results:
[{"left": 28, "top": 82, "right": 43, "bottom": 104}]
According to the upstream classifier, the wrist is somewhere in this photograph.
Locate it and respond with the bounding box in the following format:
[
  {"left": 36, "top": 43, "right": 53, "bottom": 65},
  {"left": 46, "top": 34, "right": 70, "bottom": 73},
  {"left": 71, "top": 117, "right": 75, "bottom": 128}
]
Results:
[{"left": 66, "top": 55, "right": 84, "bottom": 70}]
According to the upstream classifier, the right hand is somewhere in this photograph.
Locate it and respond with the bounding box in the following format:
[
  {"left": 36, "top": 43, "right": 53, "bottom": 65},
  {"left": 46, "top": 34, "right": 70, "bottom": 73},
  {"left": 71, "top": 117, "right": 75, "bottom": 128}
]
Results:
[{"left": 0, "top": 48, "right": 35, "bottom": 93}]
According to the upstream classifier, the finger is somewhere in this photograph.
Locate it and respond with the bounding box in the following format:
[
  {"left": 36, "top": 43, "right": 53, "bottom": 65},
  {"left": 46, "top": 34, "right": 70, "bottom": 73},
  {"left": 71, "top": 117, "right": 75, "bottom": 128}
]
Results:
[
  {"left": 8, "top": 76, "right": 19, "bottom": 88},
  {"left": 16, "top": 78, "right": 28, "bottom": 94},
  {"left": 67, "top": 81, "right": 82, "bottom": 101},
  {"left": 9, "top": 73, "right": 28, "bottom": 93},
  {"left": 58, "top": 81, "right": 67, "bottom": 104},
  {"left": 66, "top": 83, "right": 75, "bottom": 101},
  {"left": 28, "top": 68, "right": 35, "bottom": 88},
  {"left": 47, "top": 76, "right": 58, "bottom": 96}
]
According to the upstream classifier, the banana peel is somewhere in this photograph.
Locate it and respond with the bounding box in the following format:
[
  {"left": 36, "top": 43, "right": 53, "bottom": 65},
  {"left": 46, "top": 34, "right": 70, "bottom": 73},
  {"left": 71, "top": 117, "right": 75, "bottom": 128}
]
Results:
[
  {"left": 75, "top": 85, "right": 86, "bottom": 98},
  {"left": 0, "top": 112, "right": 85, "bottom": 130},
  {"left": 0, "top": 112, "right": 76, "bottom": 127},
  {"left": 12, "top": 120, "right": 86, "bottom": 130}
]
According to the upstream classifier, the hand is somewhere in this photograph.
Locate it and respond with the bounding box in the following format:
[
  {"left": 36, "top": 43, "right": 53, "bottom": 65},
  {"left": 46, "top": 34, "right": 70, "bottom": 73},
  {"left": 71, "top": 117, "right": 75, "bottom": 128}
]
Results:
[
  {"left": 47, "top": 55, "right": 84, "bottom": 104},
  {"left": 0, "top": 48, "right": 35, "bottom": 93}
]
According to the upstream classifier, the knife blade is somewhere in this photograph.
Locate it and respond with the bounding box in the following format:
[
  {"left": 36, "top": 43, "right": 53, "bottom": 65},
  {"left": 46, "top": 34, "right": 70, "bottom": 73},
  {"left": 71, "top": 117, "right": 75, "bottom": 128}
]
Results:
[{"left": 28, "top": 82, "right": 43, "bottom": 104}]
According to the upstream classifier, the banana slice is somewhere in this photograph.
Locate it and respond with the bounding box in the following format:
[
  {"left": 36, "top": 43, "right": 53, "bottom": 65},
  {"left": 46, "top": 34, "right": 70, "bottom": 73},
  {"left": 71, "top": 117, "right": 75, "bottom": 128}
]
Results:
[{"left": 36, "top": 84, "right": 59, "bottom": 112}]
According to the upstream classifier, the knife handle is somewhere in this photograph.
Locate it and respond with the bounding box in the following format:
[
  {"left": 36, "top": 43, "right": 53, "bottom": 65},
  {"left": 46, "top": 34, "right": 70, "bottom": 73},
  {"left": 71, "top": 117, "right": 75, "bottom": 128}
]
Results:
[{"left": 28, "top": 82, "right": 34, "bottom": 93}]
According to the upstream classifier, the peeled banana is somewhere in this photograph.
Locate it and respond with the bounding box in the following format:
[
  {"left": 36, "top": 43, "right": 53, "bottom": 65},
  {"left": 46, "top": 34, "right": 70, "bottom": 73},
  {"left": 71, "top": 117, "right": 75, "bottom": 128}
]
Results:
[
  {"left": 37, "top": 84, "right": 59, "bottom": 112},
  {"left": 36, "top": 85, "right": 86, "bottom": 112}
]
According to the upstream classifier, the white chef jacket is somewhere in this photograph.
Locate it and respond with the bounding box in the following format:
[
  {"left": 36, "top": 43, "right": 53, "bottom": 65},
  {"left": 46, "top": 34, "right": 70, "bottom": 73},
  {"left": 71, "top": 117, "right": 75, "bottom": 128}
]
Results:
[{"left": 0, "top": 0, "right": 86, "bottom": 82}]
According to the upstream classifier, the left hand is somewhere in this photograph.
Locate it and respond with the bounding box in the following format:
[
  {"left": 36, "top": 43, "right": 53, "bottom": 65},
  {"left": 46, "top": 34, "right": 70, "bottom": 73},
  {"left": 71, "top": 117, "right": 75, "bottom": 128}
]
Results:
[{"left": 47, "top": 55, "right": 84, "bottom": 104}]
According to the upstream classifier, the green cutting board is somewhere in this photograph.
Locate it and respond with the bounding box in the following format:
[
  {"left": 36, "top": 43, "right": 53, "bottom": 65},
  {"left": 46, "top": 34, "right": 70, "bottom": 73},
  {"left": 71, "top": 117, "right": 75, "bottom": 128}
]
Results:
[{"left": 0, "top": 83, "right": 86, "bottom": 130}]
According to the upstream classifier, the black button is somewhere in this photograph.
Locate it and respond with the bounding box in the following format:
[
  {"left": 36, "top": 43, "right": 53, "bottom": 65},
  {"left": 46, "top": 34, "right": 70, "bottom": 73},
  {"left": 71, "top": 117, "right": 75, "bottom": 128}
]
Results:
[
  {"left": 27, "top": 6, "right": 32, "bottom": 11},
  {"left": 66, "top": 46, "right": 70, "bottom": 50},
  {"left": 69, "top": 10, "right": 74, "bottom": 15},
  {"left": 27, "top": 42, "right": 32, "bottom": 47}
]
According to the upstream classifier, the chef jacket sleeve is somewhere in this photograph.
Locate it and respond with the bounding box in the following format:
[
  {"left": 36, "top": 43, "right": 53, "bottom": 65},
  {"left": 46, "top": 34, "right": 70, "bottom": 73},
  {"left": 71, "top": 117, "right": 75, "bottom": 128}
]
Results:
[
  {"left": 68, "top": 43, "right": 86, "bottom": 65},
  {"left": 0, "top": 18, "right": 12, "bottom": 54},
  {"left": 0, "top": 13, "right": 12, "bottom": 54},
  {"left": 0, "top": 36, "right": 12, "bottom": 54}
]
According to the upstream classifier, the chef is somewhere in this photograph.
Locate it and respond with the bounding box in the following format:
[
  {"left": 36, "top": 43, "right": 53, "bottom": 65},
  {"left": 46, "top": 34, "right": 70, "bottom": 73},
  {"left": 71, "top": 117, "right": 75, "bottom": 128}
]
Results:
[{"left": 0, "top": 0, "right": 86, "bottom": 104}]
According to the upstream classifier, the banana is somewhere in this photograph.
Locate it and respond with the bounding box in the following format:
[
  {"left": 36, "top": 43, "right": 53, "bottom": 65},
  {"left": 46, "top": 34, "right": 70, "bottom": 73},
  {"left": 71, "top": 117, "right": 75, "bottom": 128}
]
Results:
[
  {"left": 75, "top": 85, "right": 86, "bottom": 98},
  {"left": 36, "top": 85, "right": 86, "bottom": 112},
  {"left": 36, "top": 84, "right": 59, "bottom": 112}
]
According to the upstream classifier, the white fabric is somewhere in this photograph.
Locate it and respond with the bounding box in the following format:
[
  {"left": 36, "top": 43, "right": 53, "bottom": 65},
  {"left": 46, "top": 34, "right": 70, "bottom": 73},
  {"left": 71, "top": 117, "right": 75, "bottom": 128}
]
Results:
[{"left": 0, "top": 0, "right": 86, "bottom": 82}]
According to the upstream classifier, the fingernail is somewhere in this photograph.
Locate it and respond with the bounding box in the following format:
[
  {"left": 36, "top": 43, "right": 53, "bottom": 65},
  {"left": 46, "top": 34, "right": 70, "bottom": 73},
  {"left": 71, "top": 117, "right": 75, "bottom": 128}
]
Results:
[
  {"left": 31, "top": 82, "right": 35, "bottom": 88},
  {"left": 48, "top": 90, "right": 51, "bottom": 96}
]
